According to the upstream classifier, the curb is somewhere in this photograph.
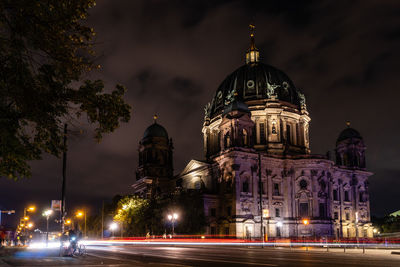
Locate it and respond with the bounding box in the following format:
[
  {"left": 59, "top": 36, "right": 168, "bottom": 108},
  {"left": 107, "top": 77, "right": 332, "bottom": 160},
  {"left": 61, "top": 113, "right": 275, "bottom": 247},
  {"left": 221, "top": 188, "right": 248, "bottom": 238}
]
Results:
[{"left": 391, "top": 251, "right": 400, "bottom": 255}]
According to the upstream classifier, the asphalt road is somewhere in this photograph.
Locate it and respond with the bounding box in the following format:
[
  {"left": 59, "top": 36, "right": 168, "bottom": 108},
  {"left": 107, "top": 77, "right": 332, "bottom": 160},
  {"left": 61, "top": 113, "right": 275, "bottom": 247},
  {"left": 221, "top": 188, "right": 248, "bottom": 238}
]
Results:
[
  {"left": 87, "top": 245, "right": 400, "bottom": 267},
  {"left": 1, "top": 245, "right": 399, "bottom": 266}
]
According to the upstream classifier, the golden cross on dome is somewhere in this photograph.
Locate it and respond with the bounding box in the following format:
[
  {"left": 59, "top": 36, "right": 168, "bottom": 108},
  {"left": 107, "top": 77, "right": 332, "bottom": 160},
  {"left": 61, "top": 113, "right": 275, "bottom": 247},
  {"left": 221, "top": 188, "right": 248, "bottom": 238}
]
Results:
[
  {"left": 153, "top": 114, "right": 158, "bottom": 123},
  {"left": 249, "top": 24, "right": 255, "bottom": 37},
  {"left": 346, "top": 121, "right": 351, "bottom": 127}
]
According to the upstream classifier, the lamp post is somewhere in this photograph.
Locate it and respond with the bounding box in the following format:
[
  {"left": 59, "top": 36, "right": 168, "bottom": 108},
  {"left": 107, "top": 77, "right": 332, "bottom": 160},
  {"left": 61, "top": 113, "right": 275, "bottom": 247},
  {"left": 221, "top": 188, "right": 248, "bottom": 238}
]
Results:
[
  {"left": 302, "top": 219, "right": 309, "bottom": 251},
  {"left": 110, "top": 222, "right": 118, "bottom": 238},
  {"left": 23, "top": 206, "right": 35, "bottom": 235},
  {"left": 167, "top": 213, "right": 178, "bottom": 236},
  {"left": 43, "top": 209, "right": 53, "bottom": 247},
  {"left": 76, "top": 210, "right": 86, "bottom": 238}
]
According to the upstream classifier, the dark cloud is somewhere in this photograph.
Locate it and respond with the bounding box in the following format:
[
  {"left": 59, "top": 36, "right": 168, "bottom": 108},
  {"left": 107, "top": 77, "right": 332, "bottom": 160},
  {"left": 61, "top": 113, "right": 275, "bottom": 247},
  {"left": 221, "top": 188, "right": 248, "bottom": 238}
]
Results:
[{"left": 1, "top": 0, "right": 400, "bottom": 226}]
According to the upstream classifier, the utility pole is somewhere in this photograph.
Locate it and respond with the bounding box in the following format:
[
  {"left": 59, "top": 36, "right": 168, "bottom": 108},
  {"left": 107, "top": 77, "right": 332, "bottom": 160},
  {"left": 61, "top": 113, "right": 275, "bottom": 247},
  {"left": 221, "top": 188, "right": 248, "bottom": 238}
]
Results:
[
  {"left": 61, "top": 123, "right": 68, "bottom": 234},
  {"left": 258, "top": 153, "right": 264, "bottom": 247},
  {"left": 101, "top": 200, "right": 104, "bottom": 239}
]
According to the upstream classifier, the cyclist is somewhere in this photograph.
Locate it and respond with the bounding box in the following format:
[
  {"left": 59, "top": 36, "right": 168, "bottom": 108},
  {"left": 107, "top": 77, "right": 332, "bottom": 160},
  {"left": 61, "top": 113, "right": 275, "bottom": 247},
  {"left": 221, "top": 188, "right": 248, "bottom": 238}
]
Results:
[{"left": 68, "top": 229, "right": 78, "bottom": 252}]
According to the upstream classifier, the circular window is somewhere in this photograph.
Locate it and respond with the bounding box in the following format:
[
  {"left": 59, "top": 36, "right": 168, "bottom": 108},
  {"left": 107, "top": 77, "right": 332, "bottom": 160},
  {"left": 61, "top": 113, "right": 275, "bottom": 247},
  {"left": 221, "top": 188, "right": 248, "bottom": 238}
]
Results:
[
  {"left": 299, "top": 179, "right": 308, "bottom": 189},
  {"left": 247, "top": 80, "right": 255, "bottom": 89},
  {"left": 282, "top": 81, "right": 289, "bottom": 89},
  {"left": 217, "top": 91, "right": 223, "bottom": 100}
]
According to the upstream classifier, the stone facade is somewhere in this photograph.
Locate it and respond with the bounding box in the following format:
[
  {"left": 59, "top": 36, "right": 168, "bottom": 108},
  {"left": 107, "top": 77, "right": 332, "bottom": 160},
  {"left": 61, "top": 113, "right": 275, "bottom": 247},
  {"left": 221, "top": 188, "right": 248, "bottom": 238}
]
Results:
[{"left": 132, "top": 29, "right": 373, "bottom": 239}]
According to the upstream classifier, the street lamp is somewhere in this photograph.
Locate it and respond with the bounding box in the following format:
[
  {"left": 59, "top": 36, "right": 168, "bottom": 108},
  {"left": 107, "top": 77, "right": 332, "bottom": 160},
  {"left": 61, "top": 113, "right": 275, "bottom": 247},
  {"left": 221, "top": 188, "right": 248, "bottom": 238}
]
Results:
[
  {"left": 110, "top": 222, "right": 118, "bottom": 238},
  {"left": 76, "top": 210, "right": 87, "bottom": 238},
  {"left": 42, "top": 209, "right": 53, "bottom": 247},
  {"left": 167, "top": 213, "right": 178, "bottom": 236},
  {"left": 23, "top": 206, "right": 35, "bottom": 235},
  {"left": 302, "top": 219, "right": 309, "bottom": 251}
]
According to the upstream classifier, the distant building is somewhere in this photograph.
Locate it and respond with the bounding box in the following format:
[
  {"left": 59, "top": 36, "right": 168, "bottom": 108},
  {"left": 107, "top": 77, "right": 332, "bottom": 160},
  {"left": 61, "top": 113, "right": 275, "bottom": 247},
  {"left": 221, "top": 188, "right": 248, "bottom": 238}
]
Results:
[{"left": 132, "top": 27, "right": 373, "bottom": 239}]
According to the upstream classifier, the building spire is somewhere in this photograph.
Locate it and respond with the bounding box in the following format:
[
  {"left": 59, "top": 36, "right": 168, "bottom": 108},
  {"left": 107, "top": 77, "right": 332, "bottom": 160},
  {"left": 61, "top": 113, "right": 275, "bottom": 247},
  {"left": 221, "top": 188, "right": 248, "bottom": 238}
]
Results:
[
  {"left": 246, "top": 24, "right": 259, "bottom": 64},
  {"left": 346, "top": 121, "right": 351, "bottom": 128},
  {"left": 153, "top": 114, "right": 158, "bottom": 123}
]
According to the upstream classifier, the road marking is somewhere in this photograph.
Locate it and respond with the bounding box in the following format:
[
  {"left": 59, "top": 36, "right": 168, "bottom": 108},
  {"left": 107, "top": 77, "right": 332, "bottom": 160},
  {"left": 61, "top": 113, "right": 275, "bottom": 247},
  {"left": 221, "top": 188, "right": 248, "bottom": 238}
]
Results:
[{"left": 90, "top": 250, "right": 278, "bottom": 266}]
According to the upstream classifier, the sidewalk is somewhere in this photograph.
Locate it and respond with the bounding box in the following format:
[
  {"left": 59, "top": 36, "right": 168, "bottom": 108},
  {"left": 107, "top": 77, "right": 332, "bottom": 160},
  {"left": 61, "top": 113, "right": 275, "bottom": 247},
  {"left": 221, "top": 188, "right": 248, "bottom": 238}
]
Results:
[{"left": 0, "top": 247, "right": 124, "bottom": 266}]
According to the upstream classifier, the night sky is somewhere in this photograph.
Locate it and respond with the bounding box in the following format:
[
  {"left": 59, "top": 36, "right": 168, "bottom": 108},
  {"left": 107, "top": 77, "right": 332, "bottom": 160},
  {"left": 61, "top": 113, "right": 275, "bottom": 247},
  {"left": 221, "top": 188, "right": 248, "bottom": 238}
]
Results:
[{"left": 1, "top": 0, "right": 400, "bottom": 227}]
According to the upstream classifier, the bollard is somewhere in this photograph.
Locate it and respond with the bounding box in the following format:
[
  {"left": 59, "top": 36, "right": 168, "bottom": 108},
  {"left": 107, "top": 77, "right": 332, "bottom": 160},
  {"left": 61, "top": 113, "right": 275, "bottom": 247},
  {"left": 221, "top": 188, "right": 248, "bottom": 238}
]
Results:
[
  {"left": 344, "top": 245, "right": 346, "bottom": 253},
  {"left": 363, "top": 245, "right": 365, "bottom": 254}
]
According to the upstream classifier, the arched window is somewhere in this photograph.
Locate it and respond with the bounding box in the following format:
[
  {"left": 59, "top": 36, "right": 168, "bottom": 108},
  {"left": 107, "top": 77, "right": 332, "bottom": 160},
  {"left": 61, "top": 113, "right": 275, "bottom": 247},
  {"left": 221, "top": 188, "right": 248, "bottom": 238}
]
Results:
[
  {"left": 320, "top": 180, "right": 326, "bottom": 192},
  {"left": 359, "top": 192, "right": 364, "bottom": 202},
  {"left": 243, "top": 129, "right": 248, "bottom": 146},
  {"left": 242, "top": 180, "right": 249, "bottom": 193}
]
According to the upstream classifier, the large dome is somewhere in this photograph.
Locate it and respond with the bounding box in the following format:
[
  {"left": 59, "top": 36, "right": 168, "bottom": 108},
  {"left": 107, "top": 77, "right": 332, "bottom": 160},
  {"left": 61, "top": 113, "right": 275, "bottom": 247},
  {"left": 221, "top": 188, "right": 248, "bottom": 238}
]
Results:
[{"left": 206, "top": 62, "right": 306, "bottom": 119}]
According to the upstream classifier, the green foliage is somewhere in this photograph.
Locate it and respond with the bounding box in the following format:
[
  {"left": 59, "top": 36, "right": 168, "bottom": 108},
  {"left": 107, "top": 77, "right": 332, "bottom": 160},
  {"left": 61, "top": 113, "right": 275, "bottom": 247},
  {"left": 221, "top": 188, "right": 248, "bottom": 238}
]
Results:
[
  {"left": 113, "top": 191, "right": 207, "bottom": 236},
  {"left": 0, "top": 0, "right": 131, "bottom": 180},
  {"left": 372, "top": 215, "right": 400, "bottom": 233},
  {"left": 114, "top": 196, "right": 150, "bottom": 236}
]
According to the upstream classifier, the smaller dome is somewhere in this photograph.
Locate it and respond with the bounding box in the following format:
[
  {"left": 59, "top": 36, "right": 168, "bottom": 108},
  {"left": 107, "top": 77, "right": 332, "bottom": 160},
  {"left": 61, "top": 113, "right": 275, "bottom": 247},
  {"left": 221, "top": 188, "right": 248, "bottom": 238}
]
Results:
[
  {"left": 143, "top": 123, "right": 169, "bottom": 139},
  {"left": 337, "top": 127, "right": 362, "bottom": 143}
]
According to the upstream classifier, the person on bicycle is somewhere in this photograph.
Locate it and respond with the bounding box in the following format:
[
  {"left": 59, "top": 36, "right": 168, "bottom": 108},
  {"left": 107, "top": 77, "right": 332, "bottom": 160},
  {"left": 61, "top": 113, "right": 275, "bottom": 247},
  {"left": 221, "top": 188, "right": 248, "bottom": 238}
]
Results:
[{"left": 68, "top": 229, "right": 78, "bottom": 252}]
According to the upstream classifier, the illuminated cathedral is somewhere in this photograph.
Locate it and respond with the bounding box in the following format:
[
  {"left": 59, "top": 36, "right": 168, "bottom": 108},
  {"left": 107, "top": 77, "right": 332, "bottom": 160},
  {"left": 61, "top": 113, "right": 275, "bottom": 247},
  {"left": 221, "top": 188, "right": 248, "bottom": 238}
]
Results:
[{"left": 132, "top": 26, "right": 373, "bottom": 239}]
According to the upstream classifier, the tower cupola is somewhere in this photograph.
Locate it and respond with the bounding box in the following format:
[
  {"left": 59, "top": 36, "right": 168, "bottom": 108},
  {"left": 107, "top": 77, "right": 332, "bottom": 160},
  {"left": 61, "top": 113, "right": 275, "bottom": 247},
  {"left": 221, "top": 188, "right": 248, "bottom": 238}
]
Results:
[{"left": 245, "top": 24, "right": 260, "bottom": 64}]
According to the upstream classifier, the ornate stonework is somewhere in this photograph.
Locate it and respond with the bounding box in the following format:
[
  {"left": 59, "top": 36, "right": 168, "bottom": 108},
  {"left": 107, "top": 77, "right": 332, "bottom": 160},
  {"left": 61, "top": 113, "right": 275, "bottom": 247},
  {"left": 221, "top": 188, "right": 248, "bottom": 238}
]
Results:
[{"left": 134, "top": 28, "right": 373, "bottom": 239}]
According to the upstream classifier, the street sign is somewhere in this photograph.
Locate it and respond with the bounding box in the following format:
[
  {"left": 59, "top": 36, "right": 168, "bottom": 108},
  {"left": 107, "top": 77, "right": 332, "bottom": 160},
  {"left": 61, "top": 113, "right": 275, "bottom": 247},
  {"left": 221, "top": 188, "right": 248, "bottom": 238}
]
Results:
[{"left": 51, "top": 200, "right": 62, "bottom": 211}]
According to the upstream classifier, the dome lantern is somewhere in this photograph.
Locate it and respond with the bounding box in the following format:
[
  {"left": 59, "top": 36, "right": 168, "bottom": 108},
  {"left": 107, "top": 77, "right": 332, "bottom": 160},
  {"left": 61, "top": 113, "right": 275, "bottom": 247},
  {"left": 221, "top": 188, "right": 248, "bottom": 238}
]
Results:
[{"left": 245, "top": 24, "right": 259, "bottom": 64}]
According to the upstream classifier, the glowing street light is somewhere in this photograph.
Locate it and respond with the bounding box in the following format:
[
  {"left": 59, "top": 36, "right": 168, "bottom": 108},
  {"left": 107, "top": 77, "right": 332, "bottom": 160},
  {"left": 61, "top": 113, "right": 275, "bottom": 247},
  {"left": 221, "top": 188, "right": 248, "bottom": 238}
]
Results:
[
  {"left": 27, "top": 222, "right": 33, "bottom": 229},
  {"left": 302, "top": 219, "right": 309, "bottom": 225},
  {"left": 27, "top": 206, "right": 36, "bottom": 212},
  {"left": 109, "top": 222, "right": 118, "bottom": 237},
  {"left": 167, "top": 213, "right": 178, "bottom": 236},
  {"left": 43, "top": 209, "right": 53, "bottom": 247},
  {"left": 76, "top": 210, "right": 87, "bottom": 238},
  {"left": 65, "top": 219, "right": 72, "bottom": 225}
]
